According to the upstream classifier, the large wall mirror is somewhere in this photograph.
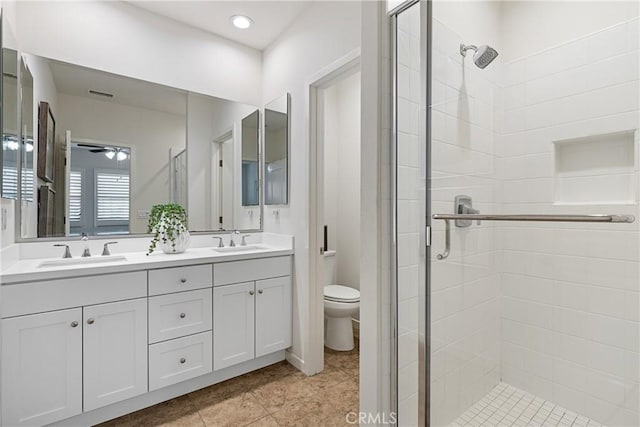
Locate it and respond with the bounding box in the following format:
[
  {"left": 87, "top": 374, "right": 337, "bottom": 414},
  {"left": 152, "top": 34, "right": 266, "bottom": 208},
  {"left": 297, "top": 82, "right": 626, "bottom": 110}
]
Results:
[
  {"left": 264, "top": 93, "right": 290, "bottom": 205},
  {"left": 2, "top": 53, "right": 262, "bottom": 240},
  {"left": 1, "top": 48, "right": 18, "bottom": 200}
]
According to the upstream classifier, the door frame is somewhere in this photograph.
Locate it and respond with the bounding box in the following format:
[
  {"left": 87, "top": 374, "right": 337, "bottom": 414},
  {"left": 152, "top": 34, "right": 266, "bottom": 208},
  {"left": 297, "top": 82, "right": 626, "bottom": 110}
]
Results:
[{"left": 306, "top": 49, "right": 361, "bottom": 376}]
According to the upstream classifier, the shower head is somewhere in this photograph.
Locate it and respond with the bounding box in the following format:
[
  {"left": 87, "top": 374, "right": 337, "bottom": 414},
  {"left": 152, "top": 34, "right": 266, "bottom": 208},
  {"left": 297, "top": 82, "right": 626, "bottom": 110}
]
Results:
[{"left": 460, "top": 43, "right": 499, "bottom": 69}]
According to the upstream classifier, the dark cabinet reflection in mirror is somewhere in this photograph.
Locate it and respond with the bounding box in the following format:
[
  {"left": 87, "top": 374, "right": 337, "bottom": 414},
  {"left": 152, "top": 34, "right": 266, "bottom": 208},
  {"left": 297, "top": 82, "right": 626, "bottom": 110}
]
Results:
[
  {"left": 264, "top": 93, "right": 289, "bottom": 205},
  {"left": 2, "top": 54, "right": 263, "bottom": 240}
]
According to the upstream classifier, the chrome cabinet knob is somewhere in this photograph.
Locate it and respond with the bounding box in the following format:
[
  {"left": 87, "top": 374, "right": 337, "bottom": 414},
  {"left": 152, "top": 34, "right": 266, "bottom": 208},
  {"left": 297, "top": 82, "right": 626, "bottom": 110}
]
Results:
[
  {"left": 180, "top": 358, "right": 186, "bottom": 364},
  {"left": 180, "top": 313, "right": 186, "bottom": 319},
  {"left": 258, "top": 289, "right": 263, "bottom": 294},
  {"left": 70, "top": 321, "right": 78, "bottom": 328},
  {"left": 180, "top": 278, "right": 187, "bottom": 283},
  {"left": 87, "top": 318, "right": 95, "bottom": 325},
  {"left": 249, "top": 290, "right": 255, "bottom": 296}
]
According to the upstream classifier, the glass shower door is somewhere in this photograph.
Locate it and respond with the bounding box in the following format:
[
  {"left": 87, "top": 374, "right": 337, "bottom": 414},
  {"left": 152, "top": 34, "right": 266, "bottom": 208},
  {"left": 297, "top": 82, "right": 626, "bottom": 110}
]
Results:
[{"left": 394, "top": 1, "right": 640, "bottom": 426}]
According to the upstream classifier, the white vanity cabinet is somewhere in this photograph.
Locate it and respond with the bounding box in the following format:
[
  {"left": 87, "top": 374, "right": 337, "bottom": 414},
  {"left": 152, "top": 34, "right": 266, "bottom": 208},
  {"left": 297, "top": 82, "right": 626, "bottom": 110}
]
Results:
[
  {"left": 1, "top": 271, "right": 147, "bottom": 426},
  {"left": 213, "top": 258, "right": 292, "bottom": 370},
  {"left": 1, "top": 253, "right": 293, "bottom": 427},
  {"left": 1, "top": 308, "right": 83, "bottom": 426},
  {"left": 255, "top": 276, "right": 293, "bottom": 357},
  {"left": 83, "top": 298, "right": 148, "bottom": 411},
  {"left": 213, "top": 281, "right": 256, "bottom": 369}
]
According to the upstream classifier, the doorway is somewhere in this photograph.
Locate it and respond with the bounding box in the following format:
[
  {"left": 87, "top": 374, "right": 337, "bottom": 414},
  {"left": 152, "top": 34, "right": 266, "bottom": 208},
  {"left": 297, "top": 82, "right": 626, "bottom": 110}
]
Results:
[{"left": 308, "top": 51, "right": 361, "bottom": 396}]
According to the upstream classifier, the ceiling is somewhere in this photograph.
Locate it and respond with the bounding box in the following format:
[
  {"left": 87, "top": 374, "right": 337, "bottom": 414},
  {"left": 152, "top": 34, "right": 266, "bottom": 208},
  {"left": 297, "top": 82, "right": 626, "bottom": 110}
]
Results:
[
  {"left": 49, "top": 60, "right": 187, "bottom": 116},
  {"left": 126, "top": 1, "right": 312, "bottom": 50}
]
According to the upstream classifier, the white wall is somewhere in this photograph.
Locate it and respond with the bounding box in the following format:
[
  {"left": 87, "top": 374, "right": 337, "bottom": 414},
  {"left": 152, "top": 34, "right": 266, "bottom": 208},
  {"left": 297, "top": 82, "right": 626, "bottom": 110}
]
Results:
[
  {"left": 261, "top": 0, "right": 361, "bottom": 373},
  {"left": 496, "top": 13, "right": 640, "bottom": 426},
  {"left": 14, "top": 1, "right": 262, "bottom": 106},
  {"left": 57, "top": 93, "right": 186, "bottom": 234},
  {"left": 323, "top": 72, "right": 361, "bottom": 291}
]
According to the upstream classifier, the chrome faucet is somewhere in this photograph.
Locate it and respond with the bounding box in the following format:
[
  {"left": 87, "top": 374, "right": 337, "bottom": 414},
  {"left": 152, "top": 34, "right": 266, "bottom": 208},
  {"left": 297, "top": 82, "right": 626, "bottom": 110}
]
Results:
[
  {"left": 229, "top": 230, "right": 240, "bottom": 247},
  {"left": 53, "top": 244, "right": 72, "bottom": 259},
  {"left": 241, "top": 235, "right": 251, "bottom": 246},
  {"left": 81, "top": 233, "right": 91, "bottom": 257},
  {"left": 212, "top": 236, "right": 224, "bottom": 248},
  {"left": 102, "top": 242, "right": 118, "bottom": 256}
]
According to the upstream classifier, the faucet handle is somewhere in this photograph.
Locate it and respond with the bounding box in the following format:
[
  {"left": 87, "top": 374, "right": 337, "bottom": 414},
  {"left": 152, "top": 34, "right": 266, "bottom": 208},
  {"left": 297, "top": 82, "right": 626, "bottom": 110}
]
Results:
[
  {"left": 212, "top": 236, "right": 224, "bottom": 248},
  {"left": 53, "top": 244, "right": 72, "bottom": 259},
  {"left": 102, "top": 242, "right": 118, "bottom": 256},
  {"left": 241, "top": 235, "right": 251, "bottom": 246}
]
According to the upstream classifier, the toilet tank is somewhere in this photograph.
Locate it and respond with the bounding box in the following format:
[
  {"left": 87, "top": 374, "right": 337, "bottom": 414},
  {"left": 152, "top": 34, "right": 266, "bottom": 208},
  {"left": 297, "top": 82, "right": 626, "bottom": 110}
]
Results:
[{"left": 323, "top": 250, "right": 337, "bottom": 286}]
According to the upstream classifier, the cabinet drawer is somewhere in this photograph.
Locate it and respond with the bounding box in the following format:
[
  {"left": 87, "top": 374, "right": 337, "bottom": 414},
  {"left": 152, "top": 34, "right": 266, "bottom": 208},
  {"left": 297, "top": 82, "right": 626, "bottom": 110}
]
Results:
[
  {"left": 148, "top": 264, "right": 212, "bottom": 295},
  {"left": 213, "top": 256, "right": 291, "bottom": 286},
  {"left": 149, "top": 331, "right": 212, "bottom": 391},
  {"left": 1, "top": 271, "right": 147, "bottom": 318},
  {"left": 149, "top": 289, "right": 213, "bottom": 343}
]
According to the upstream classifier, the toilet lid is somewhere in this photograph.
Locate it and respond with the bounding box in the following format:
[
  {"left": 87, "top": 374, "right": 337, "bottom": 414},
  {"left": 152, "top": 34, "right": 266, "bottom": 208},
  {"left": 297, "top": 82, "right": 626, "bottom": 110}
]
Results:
[{"left": 324, "top": 285, "right": 360, "bottom": 302}]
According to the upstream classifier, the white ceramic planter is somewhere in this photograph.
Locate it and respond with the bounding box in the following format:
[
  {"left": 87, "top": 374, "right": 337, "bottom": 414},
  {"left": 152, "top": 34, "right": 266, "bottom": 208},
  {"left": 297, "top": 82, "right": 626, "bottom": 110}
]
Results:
[{"left": 160, "top": 230, "right": 190, "bottom": 254}]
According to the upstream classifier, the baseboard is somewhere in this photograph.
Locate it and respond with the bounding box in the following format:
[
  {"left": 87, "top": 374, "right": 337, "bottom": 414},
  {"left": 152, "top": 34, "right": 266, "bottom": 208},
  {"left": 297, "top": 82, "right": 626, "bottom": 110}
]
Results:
[{"left": 285, "top": 349, "right": 308, "bottom": 374}]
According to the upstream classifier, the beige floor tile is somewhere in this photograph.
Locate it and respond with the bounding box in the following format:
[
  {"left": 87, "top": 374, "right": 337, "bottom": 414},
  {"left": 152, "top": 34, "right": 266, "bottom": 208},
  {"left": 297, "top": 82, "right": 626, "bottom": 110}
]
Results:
[
  {"left": 251, "top": 374, "right": 317, "bottom": 413},
  {"left": 245, "top": 415, "right": 280, "bottom": 427},
  {"left": 197, "top": 392, "right": 268, "bottom": 427},
  {"left": 97, "top": 396, "right": 204, "bottom": 427},
  {"left": 101, "top": 347, "right": 359, "bottom": 427}
]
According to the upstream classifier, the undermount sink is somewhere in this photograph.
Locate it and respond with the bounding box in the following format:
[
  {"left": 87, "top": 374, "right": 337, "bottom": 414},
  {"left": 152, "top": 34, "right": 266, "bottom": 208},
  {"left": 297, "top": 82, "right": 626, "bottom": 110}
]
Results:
[
  {"left": 212, "top": 245, "right": 268, "bottom": 253},
  {"left": 37, "top": 255, "right": 128, "bottom": 268}
]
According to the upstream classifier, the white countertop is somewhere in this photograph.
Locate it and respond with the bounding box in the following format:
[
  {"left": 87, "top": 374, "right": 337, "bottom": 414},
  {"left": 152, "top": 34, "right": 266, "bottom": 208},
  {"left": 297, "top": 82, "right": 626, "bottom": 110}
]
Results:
[{"left": 1, "top": 244, "right": 293, "bottom": 284}]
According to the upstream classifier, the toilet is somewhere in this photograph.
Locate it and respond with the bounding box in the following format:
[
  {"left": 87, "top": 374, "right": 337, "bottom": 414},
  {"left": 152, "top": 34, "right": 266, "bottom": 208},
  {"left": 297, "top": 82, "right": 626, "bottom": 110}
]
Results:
[{"left": 323, "top": 250, "right": 360, "bottom": 351}]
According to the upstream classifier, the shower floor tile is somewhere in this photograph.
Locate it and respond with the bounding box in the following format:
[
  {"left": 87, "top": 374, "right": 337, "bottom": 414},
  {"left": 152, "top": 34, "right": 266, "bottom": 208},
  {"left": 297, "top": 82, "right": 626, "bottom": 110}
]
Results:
[{"left": 450, "top": 383, "right": 601, "bottom": 427}]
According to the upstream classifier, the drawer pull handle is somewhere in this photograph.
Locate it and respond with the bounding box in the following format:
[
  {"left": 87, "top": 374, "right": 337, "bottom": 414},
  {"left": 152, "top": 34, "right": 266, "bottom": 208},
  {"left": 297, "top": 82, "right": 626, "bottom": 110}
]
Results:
[
  {"left": 180, "top": 358, "right": 186, "bottom": 364},
  {"left": 180, "top": 313, "right": 186, "bottom": 319},
  {"left": 70, "top": 321, "right": 78, "bottom": 328},
  {"left": 249, "top": 290, "right": 255, "bottom": 296},
  {"left": 87, "top": 318, "right": 95, "bottom": 325},
  {"left": 180, "top": 278, "right": 187, "bottom": 283},
  {"left": 258, "top": 289, "right": 263, "bottom": 294}
]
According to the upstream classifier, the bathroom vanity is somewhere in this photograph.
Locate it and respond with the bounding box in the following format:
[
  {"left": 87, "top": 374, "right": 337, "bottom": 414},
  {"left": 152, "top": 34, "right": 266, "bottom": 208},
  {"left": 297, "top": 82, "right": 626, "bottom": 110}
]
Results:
[{"left": 0, "top": 244, "right": 293, "bottom": 426}]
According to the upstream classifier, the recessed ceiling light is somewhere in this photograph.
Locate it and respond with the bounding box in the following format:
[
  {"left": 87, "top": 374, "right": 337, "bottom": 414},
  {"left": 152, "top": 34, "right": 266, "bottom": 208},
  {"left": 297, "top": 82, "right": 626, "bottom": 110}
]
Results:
[{"left": 230, "top": 15, "right": 253, "bottom": 30}]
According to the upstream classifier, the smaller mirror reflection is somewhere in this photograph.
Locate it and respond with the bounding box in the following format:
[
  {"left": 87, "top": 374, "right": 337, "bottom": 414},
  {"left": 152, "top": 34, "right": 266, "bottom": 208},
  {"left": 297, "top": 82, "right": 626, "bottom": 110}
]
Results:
[
  {"left": 241, "top": 110, "right": 260, "bottom": 207},
  {"left": 264, "top": 93, "right": 289, "bottom": 205}
]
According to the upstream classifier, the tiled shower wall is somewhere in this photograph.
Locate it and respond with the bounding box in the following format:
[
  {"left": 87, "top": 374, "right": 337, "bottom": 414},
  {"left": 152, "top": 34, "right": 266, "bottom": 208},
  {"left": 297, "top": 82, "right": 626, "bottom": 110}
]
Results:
[
  {"left": 496, "top": 17, "right": 640, "bottom": 426},
  {"left": 429, "top": 17, "right": 502, "bottom": 426}
]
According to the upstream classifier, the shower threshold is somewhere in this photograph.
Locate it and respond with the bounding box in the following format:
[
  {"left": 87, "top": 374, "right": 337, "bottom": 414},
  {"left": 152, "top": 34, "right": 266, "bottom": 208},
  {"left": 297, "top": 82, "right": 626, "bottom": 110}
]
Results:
[{"left": 450, "top": 383, "right": 602, "bottom": 427}]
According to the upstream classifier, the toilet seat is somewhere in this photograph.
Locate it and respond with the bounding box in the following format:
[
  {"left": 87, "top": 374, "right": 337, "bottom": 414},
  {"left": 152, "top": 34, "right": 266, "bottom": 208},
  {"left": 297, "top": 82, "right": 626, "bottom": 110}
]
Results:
[{"left": 324, "top": 285, "right": 360, "bottom": 303}]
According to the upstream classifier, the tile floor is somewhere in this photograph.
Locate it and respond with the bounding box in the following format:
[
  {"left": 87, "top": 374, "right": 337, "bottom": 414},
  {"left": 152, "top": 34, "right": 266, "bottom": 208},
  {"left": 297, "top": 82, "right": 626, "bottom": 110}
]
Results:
[
  {"left": 450, "top": 383, "right": 601, "bottom": 427},
  {"left": 98, "top": 344, "right": 359, "bottom": 427}
]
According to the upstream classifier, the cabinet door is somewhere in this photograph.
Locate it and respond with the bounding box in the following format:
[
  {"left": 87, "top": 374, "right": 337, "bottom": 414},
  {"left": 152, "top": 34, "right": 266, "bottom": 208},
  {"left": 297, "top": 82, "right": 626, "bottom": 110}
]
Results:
[
  {"left": 83, "top": 298, "right": 148, "bottom": 411},
  {"left": 255, "top": 276, "right": 292, "bottom": 357},
  {"left": 213, "top": 282, "right": 255, "bottom": 370},
  {"left": 2, "top": 308, "right": 82, "bottom": 426}
]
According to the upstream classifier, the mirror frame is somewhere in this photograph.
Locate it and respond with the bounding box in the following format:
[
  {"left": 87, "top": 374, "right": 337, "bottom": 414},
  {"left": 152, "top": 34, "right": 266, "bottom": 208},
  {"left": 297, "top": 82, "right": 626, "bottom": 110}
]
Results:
[
  {"left": 264, "top": 92, "right": 290, "bottom": 206},
  {"left": 9, "top": 53, "right": 265, "bottom": 242}
]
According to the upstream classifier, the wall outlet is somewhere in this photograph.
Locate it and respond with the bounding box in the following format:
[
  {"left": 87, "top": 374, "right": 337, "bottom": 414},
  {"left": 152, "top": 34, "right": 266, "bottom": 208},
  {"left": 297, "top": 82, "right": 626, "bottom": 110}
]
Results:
[{"left": 137, "top": 210, "right": 150, "bottom": 219}]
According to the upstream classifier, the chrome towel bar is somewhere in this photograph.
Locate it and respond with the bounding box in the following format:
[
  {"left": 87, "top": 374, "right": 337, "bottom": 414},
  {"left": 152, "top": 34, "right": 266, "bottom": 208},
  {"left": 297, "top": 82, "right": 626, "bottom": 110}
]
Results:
[{"left": 432, "top": 213, "right": 635, "bottom": 260}]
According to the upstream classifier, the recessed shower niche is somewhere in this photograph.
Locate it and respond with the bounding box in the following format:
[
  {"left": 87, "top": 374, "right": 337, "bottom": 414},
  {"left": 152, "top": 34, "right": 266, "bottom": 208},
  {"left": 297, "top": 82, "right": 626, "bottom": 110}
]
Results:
[{"left": 554, "top": 130, "right": 638, "bottom": 204}]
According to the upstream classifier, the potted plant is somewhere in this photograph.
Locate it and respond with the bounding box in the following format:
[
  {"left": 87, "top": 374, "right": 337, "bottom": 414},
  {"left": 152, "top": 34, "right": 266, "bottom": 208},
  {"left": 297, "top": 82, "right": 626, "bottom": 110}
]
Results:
[{"left": 147, "top": 203, "right": 190, "bottom": 255}]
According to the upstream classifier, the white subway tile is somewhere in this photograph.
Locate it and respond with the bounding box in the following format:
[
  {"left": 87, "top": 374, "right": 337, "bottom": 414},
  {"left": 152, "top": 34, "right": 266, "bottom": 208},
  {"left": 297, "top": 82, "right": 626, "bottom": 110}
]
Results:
[
  {"left": 587, "top": 340, "right": 627, "bottom": 378},
  {"left": 587, "top": 23, "right": 630, "bottom": 63}
]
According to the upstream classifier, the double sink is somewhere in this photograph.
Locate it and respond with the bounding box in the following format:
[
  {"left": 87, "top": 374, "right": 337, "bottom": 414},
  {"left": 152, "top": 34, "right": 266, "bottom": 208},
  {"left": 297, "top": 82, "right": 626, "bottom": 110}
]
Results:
[{"left": 36, "top": 245, "right": 269, "bottom": 269}]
